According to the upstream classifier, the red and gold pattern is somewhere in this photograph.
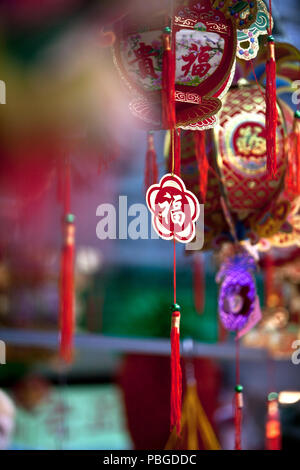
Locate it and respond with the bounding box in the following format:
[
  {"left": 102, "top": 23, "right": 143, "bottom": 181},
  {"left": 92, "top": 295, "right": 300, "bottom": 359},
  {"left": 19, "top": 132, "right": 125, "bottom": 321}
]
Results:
[
  {"left": 215, "top": 85, "right": 287, "bottom": 215},
  {"left": 178, "top": 82, "right": 294, "bottom": 249},
  {"left": 112, "top": 0, "right": 240, "bottom": 130}
]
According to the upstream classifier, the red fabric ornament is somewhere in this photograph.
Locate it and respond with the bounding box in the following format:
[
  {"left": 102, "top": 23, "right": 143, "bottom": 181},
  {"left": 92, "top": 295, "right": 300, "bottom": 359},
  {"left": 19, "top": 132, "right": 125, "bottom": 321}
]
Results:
[
  {"left": 146, "top": 173, "right": 200, "bottom": 244},
  {"left": 112, "top": 0, "right": 239, "bottom": 130}
]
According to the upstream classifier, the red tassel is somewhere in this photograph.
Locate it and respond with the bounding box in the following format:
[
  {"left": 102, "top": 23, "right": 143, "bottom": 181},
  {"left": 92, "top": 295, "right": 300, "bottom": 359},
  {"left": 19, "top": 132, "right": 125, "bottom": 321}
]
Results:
[
  {"left": 162, "top": 27, "right": 176, "bottom": 130},
  {"left": 170, "top": 309, "right": 182, "bottom": 435},
  {"left": 194, "top": 131, "right": 209, "bottom": 202},
  {"left": 59, "top": 157, "right": 75, "bottom": 363},
  {"left": 286, "top": 111, "right": 300, "bottom": 195},
  {"left": 193, "top": 254, "right": 205, "bottom": 314},
  {"left": 234, "top": 389, "right": 243, "bottom": 450},
  {"left": 144, "top": 131, "right": 158, "bottom": 192},
  {"left": 265, "top": 1, "right": 277, "bottom": 178},
  {"left": 59, "top": 219, "right": 75, "bottom": 363},
  {"left": 266, "top": 393, "right": 281, "bottom": 450}
]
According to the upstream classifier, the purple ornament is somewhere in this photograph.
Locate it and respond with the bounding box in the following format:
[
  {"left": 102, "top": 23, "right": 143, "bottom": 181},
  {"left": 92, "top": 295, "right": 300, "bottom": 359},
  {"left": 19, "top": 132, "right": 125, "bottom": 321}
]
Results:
[{"left": 217, "top": 253, "right": 256, "bottom": 332}]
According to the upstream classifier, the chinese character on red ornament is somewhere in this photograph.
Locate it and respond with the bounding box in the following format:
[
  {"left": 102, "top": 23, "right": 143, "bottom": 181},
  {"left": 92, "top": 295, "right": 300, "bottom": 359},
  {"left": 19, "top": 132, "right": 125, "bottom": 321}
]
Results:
[
  {"left": 129, "top": 42, "right": 159, "bottom": 79},
  {"left": 146, "top": 173, "right": 200, "bottom": 243},
  {"left": 182, "top": 44, "right": 211, "bottom": 78}
]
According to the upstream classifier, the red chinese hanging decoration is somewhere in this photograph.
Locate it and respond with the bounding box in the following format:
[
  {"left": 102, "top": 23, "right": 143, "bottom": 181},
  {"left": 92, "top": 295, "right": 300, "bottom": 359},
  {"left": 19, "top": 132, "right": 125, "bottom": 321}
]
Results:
[
  {"left": 146, "top": 172, "right": 200, "bottom": 434},
  {"left": 146, "top": 173, "right": 200, "bottom": 243},
  {"left": 112, "top": 0, "right": 250, "bottom": 130}
]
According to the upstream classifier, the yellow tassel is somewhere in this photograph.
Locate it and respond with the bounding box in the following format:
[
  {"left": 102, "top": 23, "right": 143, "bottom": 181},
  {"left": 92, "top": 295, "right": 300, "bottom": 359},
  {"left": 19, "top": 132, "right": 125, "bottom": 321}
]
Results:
[{"left": 165, "top": 383, "right": 221, "bottom": 450}]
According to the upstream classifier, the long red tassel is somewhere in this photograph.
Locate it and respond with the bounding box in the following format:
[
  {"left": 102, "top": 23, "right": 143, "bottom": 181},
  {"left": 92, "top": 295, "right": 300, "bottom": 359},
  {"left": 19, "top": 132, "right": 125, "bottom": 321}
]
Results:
[
  {"left": 162, "top": 26, "right": 176, "bottom": 130},
  {"left": 194, "top": 131, "right": 209, "bottom": 202},
  {"left": 265, "top": 1, "right": 277, "bottom": 178},
  {"left": 234, "top": 337, "right": 243, "bottom": 450},
  {"left": 266, "top": 393, "right": 281, "bottom": 450},
  {"left": 59, "top": 157, "right": 75, "bottom": 363},
  {"left": 144, "top": 131, "right": 158, "bottom": 193},
  {"left": 170, "top": 238, "right": 182, "bottom": 435},
  {"left": 193, "top": 254, "right": 205, "bottom": 314},
  {"left": 286, "top": 110, "right": 300, "bottom": 195},
  {"left": 170, "top": 309, "right": 182, "bottom": 434}
]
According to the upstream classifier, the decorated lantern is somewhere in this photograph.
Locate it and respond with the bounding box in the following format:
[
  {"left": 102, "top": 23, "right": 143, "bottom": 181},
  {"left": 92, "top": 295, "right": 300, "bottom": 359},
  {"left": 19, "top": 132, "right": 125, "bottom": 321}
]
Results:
[
  {"left": 112, "top": 0, "right": 263, "bottom": 131},
  {"left": 180, "top": 74, "right": 295, "bottom": 249}
]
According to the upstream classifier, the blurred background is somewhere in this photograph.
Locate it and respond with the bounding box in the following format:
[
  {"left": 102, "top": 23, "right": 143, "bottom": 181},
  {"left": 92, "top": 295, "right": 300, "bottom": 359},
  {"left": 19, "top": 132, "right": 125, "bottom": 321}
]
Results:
[{"left": 0, "top": 0, "right": 300, "bottom": 451}]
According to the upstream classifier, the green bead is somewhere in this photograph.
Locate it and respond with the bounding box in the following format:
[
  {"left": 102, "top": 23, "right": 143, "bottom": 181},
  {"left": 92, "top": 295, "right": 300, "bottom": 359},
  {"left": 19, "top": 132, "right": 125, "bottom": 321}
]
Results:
[
  {"left": 65, "top": 213, "right": 75, "bottom": 223},
  {"left": 171, "top": 303, "right": 181, "bottom": 312},
  {"left": 267, "top": 35, "right": 275, "bottom": 43},
  {"left": 268, "top": 392, "right": 278, "bottom": 401},
  {"left": 164, "top": 26, "right": 171, "bottom": 34},
  {"left": 235, "top": 384, "right": 243, "bottom": 393},
  {"left": 295, "top": 110, "right": 300, "bottom": 119}
]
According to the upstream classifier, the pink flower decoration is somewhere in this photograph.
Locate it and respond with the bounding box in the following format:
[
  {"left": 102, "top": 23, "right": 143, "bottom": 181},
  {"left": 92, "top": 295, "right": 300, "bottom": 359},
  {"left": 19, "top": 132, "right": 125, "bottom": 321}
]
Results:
[{"left": 146, "top": 173, "right": 200, "bottom": 244}]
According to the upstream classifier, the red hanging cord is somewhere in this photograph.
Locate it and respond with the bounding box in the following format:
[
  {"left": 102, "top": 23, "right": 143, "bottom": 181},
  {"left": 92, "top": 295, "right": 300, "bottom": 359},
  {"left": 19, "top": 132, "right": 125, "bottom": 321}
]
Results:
[
  {"left": 265, "top": 0, "right": 278, "bottom": 178},
  {"left": 174, "top": 129, "right": 181, "bottom": 177},
  {"left": 59, "top": 155, "right": 75, "bottom": 363}
]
